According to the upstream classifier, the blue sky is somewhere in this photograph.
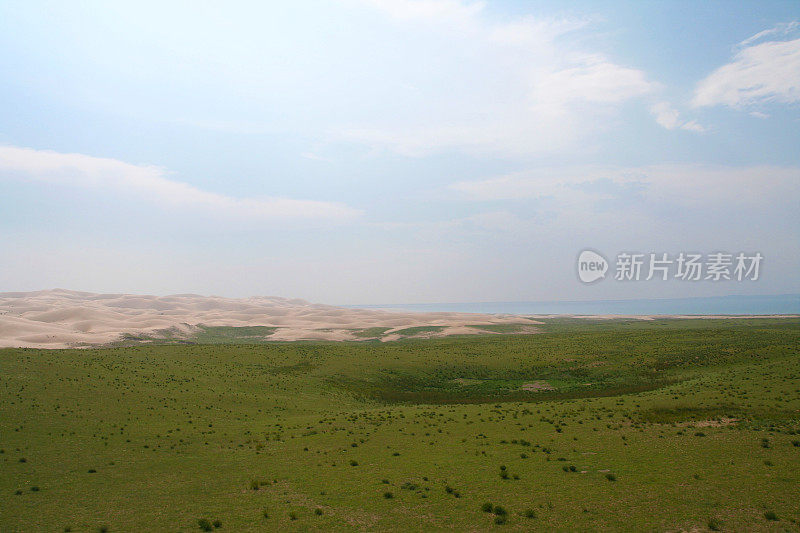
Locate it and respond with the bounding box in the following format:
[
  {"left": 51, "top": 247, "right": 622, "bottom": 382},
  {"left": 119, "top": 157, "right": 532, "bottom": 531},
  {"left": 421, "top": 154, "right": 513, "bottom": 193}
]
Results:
[{"left": 1, "top": 0, "right": 798, "bottom": 304}]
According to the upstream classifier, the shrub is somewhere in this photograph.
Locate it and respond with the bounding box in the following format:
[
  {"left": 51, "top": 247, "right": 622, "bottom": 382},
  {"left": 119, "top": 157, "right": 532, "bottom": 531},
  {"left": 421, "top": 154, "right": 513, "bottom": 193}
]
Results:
[
  {"left": 707, "top": 518, "right": 722, "bottom": 531},
  {"left": 481, "top": 502, "right": 493, "bottom": 513},
  {"left": 31, "top": 486, "right": 40, "bottom": 492},
  {"left": 500, "top": 471, "right": 509, "bottom": 479},
  {"left": 349, "top": 460, "right": 358, "bottom": 466},
  {"left": 212, "top": 519, "right": 221, "bottom": 528},
  {"left": 262, "top": 510, "right": 269, "bottom": 519},
  {"left": 98, "top": 527, "right": 109, "bottom": 533},
  {"left": 761, "top": 438, "right": 770, "bottom": 449},
  {"left": 494, "top": 515, "right": 507, "bottom": 525},
  {"left": 289, "top": 512, "right": 298, "bottom": 521},
  {"left": 249, "top": 480, "right": 259, "bottom": 490},
  {"left": 764, "top": 511, "right": 778, "bottom": 521},
  {"left": 198, "top": 519, "right": 213, "bottom": 531},
  {"left": 383, "top": 491, "right": 393, "bottom": 499},
  {"left": 694, "top": 432, "right": 705, "bottom": 437},
  {"left": 523, "top": 509, "right": 536, "bottom": 518},
  {"left": 792, "top": 440, "right": 800, "bottom": 447},
  {"left": 493, "top": 505, "right": 507, "bottom": 516},
  {"left": 605, "top": 473, "right": 616, "bottom": 481},
  {"left": 88, "top": 469, "right": 97, "bottom": 473},
  {"left": 314, "top": 508, "right": 323, "bottom": 516}
]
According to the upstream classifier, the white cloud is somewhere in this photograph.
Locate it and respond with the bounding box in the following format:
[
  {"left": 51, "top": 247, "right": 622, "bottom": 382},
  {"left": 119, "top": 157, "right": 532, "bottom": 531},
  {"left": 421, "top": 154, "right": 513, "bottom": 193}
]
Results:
[
  {"left": 0, "top": 145, "right": 360, "bottom": 220},
  {"left": 357, "top": 0, "right": 485, "bottom": 24},
  {"left": 451, "top": 164, "right": 800, "bottom": 209},
  {"left": 650, "top": 102, "right": 706, "bottom": 132},
  {"left": 693, "top": 23, "right": 800, "bottom": 108},
  {"left": 344, "top": 0, "right": 655, "bottom": 157}
]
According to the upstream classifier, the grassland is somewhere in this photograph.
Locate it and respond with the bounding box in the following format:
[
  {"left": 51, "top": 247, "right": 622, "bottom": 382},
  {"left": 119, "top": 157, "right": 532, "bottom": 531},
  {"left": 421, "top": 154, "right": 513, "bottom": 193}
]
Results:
[{"left": 1, "top": 318, "right": 799, "bottom": 531}]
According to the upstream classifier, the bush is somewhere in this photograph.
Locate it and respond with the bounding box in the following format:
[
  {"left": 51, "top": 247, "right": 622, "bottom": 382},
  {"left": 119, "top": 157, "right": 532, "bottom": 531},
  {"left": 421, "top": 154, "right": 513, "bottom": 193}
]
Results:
[
  {"left": 493, "top": 505, "right": 507, "bottom": 516},
  {"left": 198, "top": 519, "right": 213, "bottom": 531},
  {"left": 249, "top": 480, "right": 260, "bottom": 490},
  {"left": 764, "top": 511, "right": 778, "bottom": 521},
  {"left": 494, "top": 515, "right": 507, "bottom": 525},
  {"left": 500, "top": 470, "right": 509, "bottom": 479},
  {"left": 481, "top": 502, "right": 493, "bottom": 513},
  {"left": 605, "top": 473, "right": 616, "bottom": 481},
  {"left": 289, "top": 512, "right": 298, "bottom": 521},
  {"left": 262, "top": 510, "right": 269, "bottom": 519},
  {"left": 383, "top": 491, "right": 393, "bottom": 499},
  {"left": 523, "top": 509, "right": 536, "bottom": 518},
  {"left": 314, "top": 508, "right": 323, "bottom": 516},
  {"left": 349, "top": 460, "right": 358, "bottom": 466},
  {"left": 707, "top": 518, "right": 722, "bottom": 531},
  {"left": 445, "top": 485, "right": 454, "bottom": 494},
  {"left": 212, "top": 519, "right": 221, "bottom": 528}
]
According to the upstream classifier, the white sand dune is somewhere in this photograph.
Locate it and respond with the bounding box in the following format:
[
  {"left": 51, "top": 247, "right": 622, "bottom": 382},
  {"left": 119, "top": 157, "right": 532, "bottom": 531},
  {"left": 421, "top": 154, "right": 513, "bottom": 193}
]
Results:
[{"left": 0, "top": 289, "right": 538, "bottom": 348}]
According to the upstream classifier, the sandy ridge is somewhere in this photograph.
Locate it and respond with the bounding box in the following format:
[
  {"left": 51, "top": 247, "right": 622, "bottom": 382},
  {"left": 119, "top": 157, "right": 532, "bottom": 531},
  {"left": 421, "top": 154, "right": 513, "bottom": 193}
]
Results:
[{"left": 0, "top": 289, "right": 537, "bottom": 348}]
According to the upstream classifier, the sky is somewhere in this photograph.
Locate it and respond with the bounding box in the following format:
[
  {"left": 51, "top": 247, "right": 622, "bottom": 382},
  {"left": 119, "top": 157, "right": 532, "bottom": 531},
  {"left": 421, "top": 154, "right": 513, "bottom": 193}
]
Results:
[{"left": 1, "top": 0, "right": 799, "bottom": 305}]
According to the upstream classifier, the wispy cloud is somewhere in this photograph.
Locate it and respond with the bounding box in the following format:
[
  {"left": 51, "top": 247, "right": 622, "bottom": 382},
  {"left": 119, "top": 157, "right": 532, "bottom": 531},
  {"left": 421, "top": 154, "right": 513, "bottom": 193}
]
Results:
[
  {"left": 451, "top": 164, "right": 800, "bottom": 209},
  {"left": 693, "top": 23, "right": 800, "bottom": 108},
  {"left": 0, "top": 145, "right": 360, "bottom": 220},
  {"left": 343, "top": 0, "right": 654, "bottom": 157},
  {"left": 650, "top": 102, "right": 705, "bottom": 132}
]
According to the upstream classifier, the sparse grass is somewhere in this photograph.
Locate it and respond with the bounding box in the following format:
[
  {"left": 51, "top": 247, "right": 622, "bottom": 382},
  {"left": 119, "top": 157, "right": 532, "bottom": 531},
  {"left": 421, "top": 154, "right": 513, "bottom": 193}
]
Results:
[{"left": 1, "top": 318, "right": 799, "bottom": 531}]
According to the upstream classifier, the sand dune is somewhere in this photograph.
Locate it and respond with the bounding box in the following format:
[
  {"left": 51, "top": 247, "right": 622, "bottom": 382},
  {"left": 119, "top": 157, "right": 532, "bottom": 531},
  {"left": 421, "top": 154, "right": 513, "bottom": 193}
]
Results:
[{"left": 0, "top": 289, "right": 537, "bottom": 348}]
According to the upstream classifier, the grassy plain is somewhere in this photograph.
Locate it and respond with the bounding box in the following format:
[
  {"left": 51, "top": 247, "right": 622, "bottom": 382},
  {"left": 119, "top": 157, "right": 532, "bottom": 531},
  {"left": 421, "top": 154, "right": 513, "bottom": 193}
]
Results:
[{"left": 1, "top": 318, "right": 799, "bottom": 531}]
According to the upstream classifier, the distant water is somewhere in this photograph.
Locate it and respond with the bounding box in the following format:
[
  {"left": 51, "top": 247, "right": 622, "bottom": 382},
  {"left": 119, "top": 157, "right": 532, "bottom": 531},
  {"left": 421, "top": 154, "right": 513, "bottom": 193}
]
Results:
[{"left": 349, "top": 294, "right": 800, "bottom": 316}]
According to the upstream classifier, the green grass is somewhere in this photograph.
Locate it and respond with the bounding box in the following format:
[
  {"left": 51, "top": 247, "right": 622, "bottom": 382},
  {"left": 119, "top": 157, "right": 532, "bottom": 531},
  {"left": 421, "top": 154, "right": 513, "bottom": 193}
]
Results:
[{"left": 1, "top": 318, "right": 799, "bottom": 531}]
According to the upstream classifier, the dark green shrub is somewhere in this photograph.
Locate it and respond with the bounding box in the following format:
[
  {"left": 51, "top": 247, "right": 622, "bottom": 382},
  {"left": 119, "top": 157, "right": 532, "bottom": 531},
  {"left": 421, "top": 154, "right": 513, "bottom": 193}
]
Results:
[
  {"left": 605, "top": 473, "right": 616, "bottom": 481},
  {"left": 764, "top": 511, "right": 778, "bottom": 521},
  {"left": 493, "top": 505, "right": 507, "bottom": 516},
  {"left": 198, "top": 519, "right": 213, "bottom": 531},
  {"left": 289, "top": 512, "right": 298, "bottom": 521},
  {"left": 523, "top": 509, "right": 536, "bottom": 518},
  {"left": 349, "top": 460, "right": 358, "bottom": 466},
  {"left": 383, "top": 491, "right": 393, "bottom": 499},
  {"left": 494, "top": 515, "right": 507, "bottom": 525},
  {"left": 707, "top": 518, "right": 721, "bottom": 531},
  {"left": 212, "top": 519, "right": 221, "bottom": 528},
  {"left": 481, "top": 502, "right": 493, "bottom": 513}
]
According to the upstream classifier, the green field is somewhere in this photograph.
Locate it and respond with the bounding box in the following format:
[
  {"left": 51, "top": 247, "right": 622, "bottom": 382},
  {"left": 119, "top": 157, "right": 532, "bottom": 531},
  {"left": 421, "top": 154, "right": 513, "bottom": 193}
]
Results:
[{"left": 2, "top": 318, "right": 799, "bottom": 531}]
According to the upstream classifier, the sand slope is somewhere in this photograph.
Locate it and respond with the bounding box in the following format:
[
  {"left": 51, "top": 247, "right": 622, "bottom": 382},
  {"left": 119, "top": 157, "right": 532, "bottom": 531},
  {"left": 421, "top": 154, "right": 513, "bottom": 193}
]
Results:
[{"left": 0, "top": 289, "right": 537, "bottom": 348}]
